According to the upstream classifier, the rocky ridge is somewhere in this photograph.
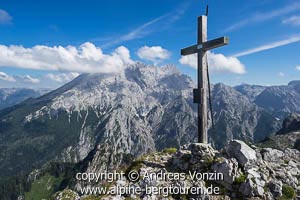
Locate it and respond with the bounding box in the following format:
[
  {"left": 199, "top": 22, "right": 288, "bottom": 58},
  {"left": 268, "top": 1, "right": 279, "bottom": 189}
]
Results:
[
  {"left": 259, "top": 113, "right": 300, "bottom": 151},
  {"left": 52, "top": 140, "right": 299, "bottom": 200}
]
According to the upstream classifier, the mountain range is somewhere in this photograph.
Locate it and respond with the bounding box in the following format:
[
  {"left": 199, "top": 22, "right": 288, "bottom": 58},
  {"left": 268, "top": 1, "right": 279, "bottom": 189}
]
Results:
[
  {"left": 0, "top": 63, "right": 299, "bottom": 194},
  {"left": 0, "top": 88, "right": 50, "bottom": 110}
]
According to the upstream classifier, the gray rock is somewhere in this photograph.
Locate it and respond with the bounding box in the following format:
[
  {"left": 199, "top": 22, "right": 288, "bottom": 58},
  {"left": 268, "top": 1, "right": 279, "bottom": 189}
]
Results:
[
  {"left": 226, "top": 140, "right": 257, "bottom": 167},
  {"left": 284, "top": 148, "right": 300, "bottom": 162},
  {"left": 172, "top": 149, "right": 191, "bottom": 171},
  {"left": 190, "top": 143, "right": 216, "bottom": 159},
  {"left": 211, "top": 158, "right": 239, "bottom": 190},
  {"left": 189, "top": 143, "right": 216, "bottom": 170},
  {"left": 239, "top": 179, "right": 256, "bottom": 197},
  {"left": 246, "top": 168, "right": 265, "bottom": 196},
  {"left": 268, "top": 180, "right": 282, "bottom": 198},
  {"left": 261, "top": 148, "right": 284, "bottom": 162},
  {"left": 239, "top": 178, "right": 264, "bottom": 197}
]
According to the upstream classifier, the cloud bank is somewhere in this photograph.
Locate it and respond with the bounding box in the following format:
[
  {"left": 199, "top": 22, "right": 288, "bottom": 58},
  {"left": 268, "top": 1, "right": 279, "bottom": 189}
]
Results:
[
  {"left": 179, "top": 52, "right": 246, "bottom": 74},
  {"left": 0, "top": 42, "right": 134, "bottom": 73},
  {"left": 137, "top": 46, "right": 170, "bottom": 64},
  {"left": 46, "top": 72, "right": 80, "bottom": 82}
]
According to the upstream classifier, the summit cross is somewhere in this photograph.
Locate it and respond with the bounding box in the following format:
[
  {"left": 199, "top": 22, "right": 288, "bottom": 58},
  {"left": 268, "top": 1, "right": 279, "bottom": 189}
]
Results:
[{"left": 181, "top": 15, "right": 229, "bottom": 143}]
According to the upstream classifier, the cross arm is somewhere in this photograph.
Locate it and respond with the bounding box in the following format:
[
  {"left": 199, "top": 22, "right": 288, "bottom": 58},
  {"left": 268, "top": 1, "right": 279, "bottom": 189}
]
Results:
[
  {"left": 202, "top": 36, "right": 229, "bottom": 51},
  {"left": 181, "top": 45, "right": 198, "bottom": 56},
  {"left": 181, "top": 37, "right": 229, "bottom": 56}
]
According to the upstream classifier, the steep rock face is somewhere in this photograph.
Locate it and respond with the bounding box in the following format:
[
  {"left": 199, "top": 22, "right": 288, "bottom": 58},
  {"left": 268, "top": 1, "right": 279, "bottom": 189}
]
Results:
[
  {"left": 278, "top": 113, "right": 300, "bottom": 134},
  {"left": 259, "top": 114, "right": 300, "bottom": 150},
  {"left": 212, "top": 83, "right": 280, "bottom": 147},
  {"left": 255, "top": 83, "right": 300, "bottom": 116}
]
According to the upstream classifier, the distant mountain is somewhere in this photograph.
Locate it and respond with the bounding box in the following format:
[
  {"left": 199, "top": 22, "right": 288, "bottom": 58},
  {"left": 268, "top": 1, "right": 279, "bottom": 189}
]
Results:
[
  {"left": 0, "top": 88, "right": 50, "bottom": 110},
  {"left": 234, "top": 84, "right": 267, "bottom": 101},
  {"left": 234, "top": 81, "right": 300, "bottom": 118},
  {"left": 0, "top": 63, "right": 299, "bottom": 189},
  {"left": 254, "top": 83, "right": 300, "bottom": 117}
]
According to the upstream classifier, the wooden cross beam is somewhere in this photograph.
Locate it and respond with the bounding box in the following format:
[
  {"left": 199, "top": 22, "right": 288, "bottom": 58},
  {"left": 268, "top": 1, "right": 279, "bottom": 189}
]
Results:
[{"left": 180, "top": 15, "right": 229, "bottom": 144}]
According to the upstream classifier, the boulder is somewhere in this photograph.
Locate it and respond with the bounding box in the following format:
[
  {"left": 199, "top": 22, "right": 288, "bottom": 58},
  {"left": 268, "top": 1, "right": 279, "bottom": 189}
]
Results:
[
  {"left": 226, "top": 140, "right": 257, "bottom": 167},
  {"left": 239, "top": 178, "right": 264, "bottom": 197},
  {"left": 211, "top": 158, "right": 239, "bottom": 190},
  {"left": 190, "top": 143, "right": 216, "bottom": 159},
  {"left": 185, "top": 143, "right": 216, "bottom": 171},
  {"left": 246, "top": 168, "right": 265, "bottom": 196},
  {"left": 261, "top": 148, "right": 284, "bottom": 162}
]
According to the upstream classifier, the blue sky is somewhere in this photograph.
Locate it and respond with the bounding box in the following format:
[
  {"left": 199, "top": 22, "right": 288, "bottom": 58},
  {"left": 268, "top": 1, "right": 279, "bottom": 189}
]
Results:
[{"left": 0, "top": 0, "right": 300, "bottom": 88}]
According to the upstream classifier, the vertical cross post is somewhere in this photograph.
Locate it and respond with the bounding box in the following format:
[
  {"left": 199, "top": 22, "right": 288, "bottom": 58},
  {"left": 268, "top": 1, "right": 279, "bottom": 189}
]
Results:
[
  {"left": 198, "top": 16, "right": 208, "bottom": 143},
  {"left": 181, "top": 14, "right": 229, "bottom": 144}
]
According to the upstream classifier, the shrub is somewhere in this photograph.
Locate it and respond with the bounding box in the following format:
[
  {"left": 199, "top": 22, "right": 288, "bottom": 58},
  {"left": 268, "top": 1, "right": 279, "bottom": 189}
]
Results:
[
  {"left": 234, "top": 173, "right": 247, "bottom": 185},
  {"left": 280, "top": 184, "right": 296, "bottom": 200},
  {"left": 162, "top": 147, "right": 177, "bottom": 154}
]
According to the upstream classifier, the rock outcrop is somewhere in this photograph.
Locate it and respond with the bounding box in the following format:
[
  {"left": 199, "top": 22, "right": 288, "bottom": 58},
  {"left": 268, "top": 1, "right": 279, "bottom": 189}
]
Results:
[
  {"left": 278, "top": 113, "right": 300, "bottom": 134},
  {"left": 259, "top": 113, "right": 300, "bottom": 151},
  {"left": 226, "top": 140, "right": 257, "bottom": 167},
  {"left": 52, "top": 140, "right": 299, "bottom": 200}
]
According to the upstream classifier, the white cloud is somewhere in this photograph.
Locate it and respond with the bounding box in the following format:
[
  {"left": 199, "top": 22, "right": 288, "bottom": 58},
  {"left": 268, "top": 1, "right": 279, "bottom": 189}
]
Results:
[
  {"left": 278, "top": 72, "right": 285, "bottom": 77},
  {"left": 296, "top": 66, "right": 300, "bottom": 71},
  {"left": 232, "top": 35, "right": 300, "bottom": 57},
  {"left": 23, "top": 75, "right": 40, "bottom": 83},
  {"left": 0, "top": 42, "right": 134, "bottom": 73},
  {"left": 179, "top": 52, "right": 246, "bottom": 74},
  {"left": 46, "top": 72, "right": 80, "bottom": 82},
  {"left": 179, "top": 54, "right": 197, "bottom": 68},
  {"left": 282, "top": 16, "right": 300, "bottom": 26},
  {"left": 0, "top": 9, "right": 12, "bottom": 24},
  {"left": 0, "top": 72, "right": 16, "bottom": 82},
  {"left": 137, "top": 46, "right": 170, "bottom": 64},
  {"left": 225, "top": 3, "right": 300, "bottom": 32}
]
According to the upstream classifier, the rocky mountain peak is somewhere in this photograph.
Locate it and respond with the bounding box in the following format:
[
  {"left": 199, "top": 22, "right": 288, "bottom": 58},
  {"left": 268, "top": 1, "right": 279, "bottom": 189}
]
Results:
[
  {"left": 234, "top": 84, "right": 267, "bottom": 101},
  {"left": 288, "top": 80, "right": 300, "bottom": 93},
  {"left": 288, "top": 80, "right": 300, "bottom": 87}
]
